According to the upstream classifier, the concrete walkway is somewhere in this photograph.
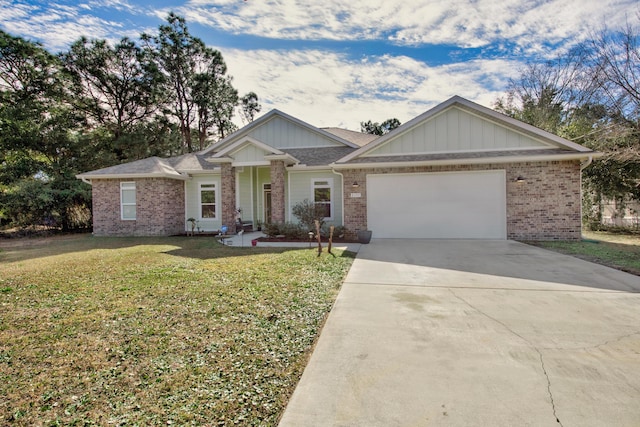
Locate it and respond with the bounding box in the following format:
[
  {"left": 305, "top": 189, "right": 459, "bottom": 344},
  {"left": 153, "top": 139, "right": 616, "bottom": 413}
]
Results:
[{"left": 278, "top": 239, "right": 640, "bottom": 427}]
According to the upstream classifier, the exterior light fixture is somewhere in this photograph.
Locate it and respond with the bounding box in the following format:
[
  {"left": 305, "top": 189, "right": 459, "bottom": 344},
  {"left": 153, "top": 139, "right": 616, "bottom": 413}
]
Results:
[
  {"left": 352, "top": 181, "right": 359, "bottom": 188},
  {"left": 515, "top": 176, "right": 526, "bottom": 183}
]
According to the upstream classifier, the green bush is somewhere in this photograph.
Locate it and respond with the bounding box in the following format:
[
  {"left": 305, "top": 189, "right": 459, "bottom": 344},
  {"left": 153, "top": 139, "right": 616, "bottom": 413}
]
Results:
[
  {"left": 262, "top": 222, "right": 308, "bottom": 239},
  {"left": 279, "top": 222, "right": 307, "bottom": 239},
  {"left": 262, "top": 222, "right": 280, "bottom": 237},
  {"left": 292, "top": 199, "right": 326, "bottom": 231},
  {"left": 320, "top": 224, "right": 346, "bottom": 239}
]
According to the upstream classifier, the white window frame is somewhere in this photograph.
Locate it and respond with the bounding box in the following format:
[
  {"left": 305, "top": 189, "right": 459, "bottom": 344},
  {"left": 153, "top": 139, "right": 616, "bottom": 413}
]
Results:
[
  {"left": 312, "top": 178, "right": 333, "bottom": 221},
  {"left": 198, "top": 182, "right": 218, "bottom": 220},
  {"left": 120, "top": 181, "right": 136, "bottom": 221}
]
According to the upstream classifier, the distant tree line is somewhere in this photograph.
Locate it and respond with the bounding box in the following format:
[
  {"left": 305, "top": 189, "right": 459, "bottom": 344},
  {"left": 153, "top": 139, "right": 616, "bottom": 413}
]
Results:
[
  {"left": 0, "top": 13, "right": 261, "bottom": 231},
  {"left": 360, "top": 118, "right": 401, "bottom": 135},
  {"left": 494, "top": 17, "right": 639, "bottom": 226}
]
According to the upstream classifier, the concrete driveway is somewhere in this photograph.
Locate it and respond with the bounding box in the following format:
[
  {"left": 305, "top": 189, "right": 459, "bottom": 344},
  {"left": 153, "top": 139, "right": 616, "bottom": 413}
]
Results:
[{"left": 278, "top": 239, "right": 640, "bottom": 427}]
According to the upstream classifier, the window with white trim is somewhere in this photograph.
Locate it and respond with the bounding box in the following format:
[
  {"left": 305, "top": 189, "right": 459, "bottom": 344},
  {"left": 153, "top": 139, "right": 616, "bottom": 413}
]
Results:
[
  {"left": 120, "top": 182, "right": 136, "bottom": 220},
  {"left": 312, "top": 179, "right": 333, "bottom": 220},
  {"left": 199, "top": 183, "right": 217, "bottom": 219}
]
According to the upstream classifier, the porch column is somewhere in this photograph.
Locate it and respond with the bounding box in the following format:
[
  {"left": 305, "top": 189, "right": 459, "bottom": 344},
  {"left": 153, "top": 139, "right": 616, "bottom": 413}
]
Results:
[
  {"left": 221, "top": 162, "right": 237, "bottom": 233},
  {"left": 270, "top": 160, "right": 286, "bottom": 223}
]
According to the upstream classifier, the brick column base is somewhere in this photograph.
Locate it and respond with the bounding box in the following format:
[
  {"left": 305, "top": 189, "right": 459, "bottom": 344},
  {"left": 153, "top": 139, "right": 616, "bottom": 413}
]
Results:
[
  {"left": 221, "top": 163, "right": 236, "bottom": 233},
  {"left": 270, "top": 160, "right": 286, "bottom": 223}
]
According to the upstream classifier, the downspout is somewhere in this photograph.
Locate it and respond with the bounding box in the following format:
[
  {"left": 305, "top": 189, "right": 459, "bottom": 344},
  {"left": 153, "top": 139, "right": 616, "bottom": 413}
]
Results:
[
  {"left": 80, "top": 177, "right": 92, "bottom": 185},
  {"left": 287, "top": 168, "right": 291, "bottom": 222},
  {"left": 580, "top": 154, "right": 594, "bottom": 171},
  {"left": 331, "top": 168, "right": 345, "bottom": 226}
]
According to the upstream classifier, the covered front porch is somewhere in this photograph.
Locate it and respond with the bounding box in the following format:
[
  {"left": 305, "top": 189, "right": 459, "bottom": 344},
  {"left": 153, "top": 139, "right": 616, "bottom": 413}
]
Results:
[{"left": 184, "top": 159, "right": 289, "bottom": 234}]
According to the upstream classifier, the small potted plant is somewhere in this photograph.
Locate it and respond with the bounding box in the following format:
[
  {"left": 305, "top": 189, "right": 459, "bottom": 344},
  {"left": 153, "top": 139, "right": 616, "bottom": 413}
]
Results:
[
  {"left": 256, "top": 219, "right": 262, "bottom": 231},
  {"left": 356, "top": 229, "right": 372, "bottom": 244}
]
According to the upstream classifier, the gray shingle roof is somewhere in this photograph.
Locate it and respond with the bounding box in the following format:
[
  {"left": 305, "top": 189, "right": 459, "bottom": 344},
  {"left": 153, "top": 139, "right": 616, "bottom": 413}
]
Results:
[
  {"left": 282, "top": 147, "right": 358, "bottom": 166},
  {"left": 321, "top": 128, "right": 378, "bottom": 147},
  {"left": 77, "top": 153, "right": 221, "bottom": 179}
]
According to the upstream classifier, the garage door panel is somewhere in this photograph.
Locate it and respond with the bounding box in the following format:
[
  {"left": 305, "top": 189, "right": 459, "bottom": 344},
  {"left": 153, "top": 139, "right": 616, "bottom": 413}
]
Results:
[{"left": 367, "top": 171, "right": 506, "bottom": 239}]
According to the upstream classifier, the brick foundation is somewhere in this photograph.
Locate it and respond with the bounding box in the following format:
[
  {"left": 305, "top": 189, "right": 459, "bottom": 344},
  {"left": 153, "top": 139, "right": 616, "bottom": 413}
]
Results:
[
  {"left": 91, "top": 178, "right": 185, "bottom": 236},
  {"left": 341, "top": 160, "right": 582, "bottom": 241}
]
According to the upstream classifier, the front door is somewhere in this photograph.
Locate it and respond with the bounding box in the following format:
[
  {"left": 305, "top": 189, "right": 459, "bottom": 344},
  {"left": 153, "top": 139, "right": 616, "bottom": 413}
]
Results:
[{"left": 263, "top": 184, "right": 272, "bottom": 223}]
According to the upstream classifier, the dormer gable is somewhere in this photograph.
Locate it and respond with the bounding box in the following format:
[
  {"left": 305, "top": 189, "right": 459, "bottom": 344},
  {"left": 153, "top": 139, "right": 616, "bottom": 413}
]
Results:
[{"left": 202, "top": 109, "right": 358, "bottom": 156}]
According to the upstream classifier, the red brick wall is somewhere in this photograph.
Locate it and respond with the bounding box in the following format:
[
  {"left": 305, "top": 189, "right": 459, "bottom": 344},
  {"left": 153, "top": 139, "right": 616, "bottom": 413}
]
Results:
[
  {"left": 341, "top": 160, "right": 582, "bottom": 241},
  {"left": 270, "top": 160, "right": 286, "bottom": 223},
  {"left": 221, "top": 163, "right": 237, "bottom": 233},
  {"left": 91, "top": 178, "right": 185, "bottom": 236}
]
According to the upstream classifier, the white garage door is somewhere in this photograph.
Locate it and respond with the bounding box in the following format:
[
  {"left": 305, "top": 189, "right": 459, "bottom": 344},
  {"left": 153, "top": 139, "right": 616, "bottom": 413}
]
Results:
[{"left": 367, "top": 170, "right": 506, "bottom": 239}]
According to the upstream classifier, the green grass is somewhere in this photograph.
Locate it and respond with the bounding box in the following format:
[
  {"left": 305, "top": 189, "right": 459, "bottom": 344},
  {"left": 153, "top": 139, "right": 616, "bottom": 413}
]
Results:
[
  {"left": 0, "top": 235, "right": 355, "bottom": 426},
  {"left": 529, "top": 231, "right": 640, "bottom": 276}
]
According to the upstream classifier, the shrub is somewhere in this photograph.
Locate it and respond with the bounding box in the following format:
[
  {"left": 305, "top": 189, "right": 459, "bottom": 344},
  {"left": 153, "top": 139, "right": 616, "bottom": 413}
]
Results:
[
  {"left": 262, "top": 222, "right": 280, "bottom": 237},
  {"left": 279, "top": 222, "right": 307, "bottom": 239},
  {"left": 292, "top": 199, "right": 326, "bottom": 231},
  {"left": 320, "top": 224, "right": 346, "bottom": 239}
]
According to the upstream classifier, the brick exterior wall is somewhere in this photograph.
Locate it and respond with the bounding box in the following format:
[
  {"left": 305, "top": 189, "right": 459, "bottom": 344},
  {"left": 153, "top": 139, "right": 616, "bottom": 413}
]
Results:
[
  {"left": 221, "top": 163, "right": 237, "bottom": 233},
  {"left": 270, "top": 160, "right": 286, "bottom": 223},
  {"left": 341, "top": 160, "right": 582, "bottom": 241},
  {"left": 91, "top": 178, "right": 185, "bottom": 236}
]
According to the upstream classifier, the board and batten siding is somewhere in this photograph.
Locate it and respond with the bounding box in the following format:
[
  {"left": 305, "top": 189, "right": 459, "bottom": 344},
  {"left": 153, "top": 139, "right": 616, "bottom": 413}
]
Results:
[
  {"left": 248, "top": 116, "right": 342, "bottom": 149},
  {"left": 230, "top": 144, "right": 271, "bottom": 164},
  {"left": 236, "top": 167, "right": 253, "bottom": 221},
  {"left": 365, "top": 106, "right": 553, "bottom": 156},
  {"left": 185, "top": 175, "right": 222, "bottom": 232},
  {"left": 288, "top": 170, "right": 343, "bottom": 226}
]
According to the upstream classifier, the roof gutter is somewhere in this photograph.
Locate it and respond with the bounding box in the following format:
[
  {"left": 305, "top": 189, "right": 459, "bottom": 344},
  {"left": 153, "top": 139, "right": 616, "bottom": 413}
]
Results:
[
  {"left": 580, "top": 154, "right": 595, "bottom": 171},
  {"left": 331, "top": 152, "right": 601, "bottom": 170},
  {"left": 75, "top": 172, "right": 190, "bottom": 181}
]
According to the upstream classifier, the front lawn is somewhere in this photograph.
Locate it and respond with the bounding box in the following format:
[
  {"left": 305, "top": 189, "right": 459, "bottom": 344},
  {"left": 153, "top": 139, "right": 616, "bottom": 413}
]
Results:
[
  {"left": 0, "top": 235, "right": 354, "bottom": 426},
  {"left": 529, "top": 231, "right": 640, "bottom": 276}
]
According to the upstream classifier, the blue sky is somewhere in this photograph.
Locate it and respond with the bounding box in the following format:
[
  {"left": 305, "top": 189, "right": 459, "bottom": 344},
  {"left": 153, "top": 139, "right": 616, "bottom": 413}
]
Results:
[{"left": 1, "top": 0, "right": 637, "bottom": 129}]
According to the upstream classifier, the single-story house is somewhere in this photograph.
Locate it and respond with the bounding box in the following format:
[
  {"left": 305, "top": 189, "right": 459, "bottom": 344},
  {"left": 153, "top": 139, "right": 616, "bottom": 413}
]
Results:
[{"left": 77, "top": 95, "right": 599, "bottom": 240}]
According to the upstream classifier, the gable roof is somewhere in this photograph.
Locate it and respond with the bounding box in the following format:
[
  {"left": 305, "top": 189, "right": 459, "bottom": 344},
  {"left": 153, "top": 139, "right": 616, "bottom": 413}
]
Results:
[
  {"left": 77, "top": 156, "right": 191, "bottom": 181},
  {"left": 202, "top": 109, "right": 360, "bottom": 155},
  {"left": 337, "top": 95, "right": 594, "bottom": 165}
]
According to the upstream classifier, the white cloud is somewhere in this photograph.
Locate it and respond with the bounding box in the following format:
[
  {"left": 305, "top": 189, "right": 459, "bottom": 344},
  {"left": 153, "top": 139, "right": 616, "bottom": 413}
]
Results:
[
  {"left": 0, "top": 1, "right": 126, "bottom": 51},
  {"left": 175, "top": 0, "right": 638, "bottom": 54},
  {"left": 1, "top": 0, "right": 635, "bottom": 132},
  {"left": 224, "top": 47, "right": 521, "bottom": 129}
]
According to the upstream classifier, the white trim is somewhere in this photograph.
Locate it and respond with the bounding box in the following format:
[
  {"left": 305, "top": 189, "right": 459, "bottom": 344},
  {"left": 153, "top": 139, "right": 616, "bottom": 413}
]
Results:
[
  {"left": 231, "top": 161, "right": 271, "bottom": 167},
  {"left": 332, "top": 152, "right": 599, "bottom": 170},
  {"left": 120, "top": 181, "right": 136, "bottom": 221},
  {"left": 184, "top": 181, "right": 188, "bottom": 231},
  {"left": 235, "top": 170, "right": 240, "bottom": 215},
  {"left": 312, "top": 178, "right": 334, "bottom": 221},
  {"left": 77, "top": 172, "right": 189, "bottom": 181},
  {"left": 262, "top": 183, "right": 271, "bottom": 223},
  {"left": 198, "top": 182, "right": 219, "bottom": 221},
  {"left": 214, "top": 136, "right": 285, "bottom": 158},
  {"left": 249, "top": 167, "right": 254, "bottom": 224},
  {"left": 331, "top": 169, "right": 345, "bottom": 226}
]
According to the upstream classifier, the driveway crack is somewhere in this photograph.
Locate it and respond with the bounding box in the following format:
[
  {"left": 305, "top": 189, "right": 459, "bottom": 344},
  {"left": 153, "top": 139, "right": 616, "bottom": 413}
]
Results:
[
  {"left": 449, "top": 289, "right": 563, "bottom": 426},
  {"left": 540, "top": 330, "right": 640, "bottom": 352}
]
